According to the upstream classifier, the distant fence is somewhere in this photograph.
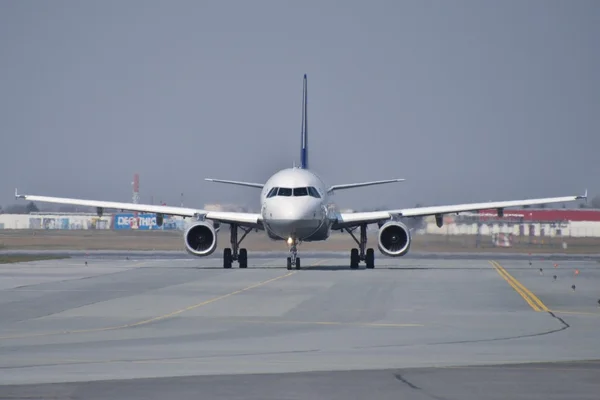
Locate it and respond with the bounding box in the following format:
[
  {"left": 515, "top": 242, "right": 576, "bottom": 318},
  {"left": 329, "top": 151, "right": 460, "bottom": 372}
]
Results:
[
  {"left": 423, "top": 220, "right": 600, "bottom": 238},
  {"left": 0, "top": 214, "right": 112, "bottom": 230},
  {"left": 0, "top": 213, "right": 187, "bottom": 230}
]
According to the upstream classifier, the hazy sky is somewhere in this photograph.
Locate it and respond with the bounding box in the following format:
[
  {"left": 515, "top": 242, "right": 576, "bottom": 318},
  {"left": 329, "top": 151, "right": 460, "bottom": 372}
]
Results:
[{"left": 1, "top": 0, "right": 598, "bottom": 211}]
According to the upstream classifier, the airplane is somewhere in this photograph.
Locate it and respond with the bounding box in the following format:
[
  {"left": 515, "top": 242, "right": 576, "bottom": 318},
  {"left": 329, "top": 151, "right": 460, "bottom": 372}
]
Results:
[{"left": 16, "top": 75, "right": 587, "bottom": 270}]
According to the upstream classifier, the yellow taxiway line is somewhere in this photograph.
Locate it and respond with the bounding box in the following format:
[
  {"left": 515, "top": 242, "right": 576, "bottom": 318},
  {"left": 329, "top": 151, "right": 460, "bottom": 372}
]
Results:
[
  {"left": 0, "top": 269, "right": 299, "bottom": 340},
  {"left": 489, "top": 260, "right": 549, "bottom": 312}
]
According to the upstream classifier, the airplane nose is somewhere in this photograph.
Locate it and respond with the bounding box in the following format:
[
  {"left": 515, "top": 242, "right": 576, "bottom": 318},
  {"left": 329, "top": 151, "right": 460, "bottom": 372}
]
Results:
[
  {"left": 266, "top": 199, "right": 322, "bottom": 240},
  {"left": 272, "top": 202, "right": 312, "bottom": 221}
]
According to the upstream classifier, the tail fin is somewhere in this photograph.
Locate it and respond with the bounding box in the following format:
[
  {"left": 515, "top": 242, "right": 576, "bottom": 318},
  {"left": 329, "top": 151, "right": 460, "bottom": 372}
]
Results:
[{"left": 300, "top": 74, "right": 308, "bottom": 169}]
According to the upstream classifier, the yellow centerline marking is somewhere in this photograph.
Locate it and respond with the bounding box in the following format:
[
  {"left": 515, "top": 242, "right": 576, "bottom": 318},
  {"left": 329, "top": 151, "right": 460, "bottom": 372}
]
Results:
[
  {"left": 0, "top": 269, "right": 299, "bottom": 340},
  {"left": 115, "top": 271, "right": 298, "bottom": 329},
  {"left": 490, "top": 260, "right": 549, "bottom": 312},
  {"left": 305, "top": 258, "right": 327, "bottom": 268},
  {"left": 492, "top": 263, "right": 540, "bottom": 311}
]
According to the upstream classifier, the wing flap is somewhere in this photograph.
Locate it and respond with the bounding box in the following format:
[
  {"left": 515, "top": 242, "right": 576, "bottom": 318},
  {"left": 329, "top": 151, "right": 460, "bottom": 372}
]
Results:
[
  {"left": 394, "top": 194, "right": 586, "bottom": 218},
  {"left": 205, "top": 211, "right": 262, "bottom": 228},
  {"left": 16, "top": 193, "right": 199, "bottom": 217},
  {"left": 15, "top": 190, "right": 264, "bottom": 228},
  {"left": 332, "top": 211, "right": 391, "bottom": 230},
  {"left": 334, "top": 192, "right": 587, "bottom": 228}
]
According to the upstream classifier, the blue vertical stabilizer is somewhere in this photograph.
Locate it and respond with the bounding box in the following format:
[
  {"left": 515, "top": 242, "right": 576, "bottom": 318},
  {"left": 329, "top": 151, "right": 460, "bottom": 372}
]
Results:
[{"left": 300, "top": 74, "right": 308, "bottom": 169}]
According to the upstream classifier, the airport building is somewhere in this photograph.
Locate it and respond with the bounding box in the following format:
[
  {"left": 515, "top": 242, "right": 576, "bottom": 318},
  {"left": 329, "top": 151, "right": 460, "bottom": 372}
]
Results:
[{"left": 423, "top": 208, "right": 600, "bottom": 239}]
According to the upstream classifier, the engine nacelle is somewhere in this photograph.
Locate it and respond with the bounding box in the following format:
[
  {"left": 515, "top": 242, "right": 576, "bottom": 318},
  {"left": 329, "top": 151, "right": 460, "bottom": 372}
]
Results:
[
  {"left": 184, "top": 221, "right": 217, "bottom": 256},
  {"left": 377, "top": 221, "right": 411, "bottom": 257}
]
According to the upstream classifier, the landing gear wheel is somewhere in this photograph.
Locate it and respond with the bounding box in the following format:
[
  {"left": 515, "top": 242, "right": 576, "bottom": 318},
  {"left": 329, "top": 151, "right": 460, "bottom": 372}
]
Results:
[
  {"left": 238, "top": 248, "right": 248, "bottom": 268},
  {"left": 346, "top": 224, "right": 369, "bottom": 269},
  {"left": 287, "top": 238, "right": 300, "bottom": 270},
  {"left": 350, "top": 248, "right": 359, "bottom": 269},
  {"left": 226, "top": 224, "right": 252, "bottom": 270},
  {"left": 223, "top": 248, "right": 233, "bottom": 269},
  {"left": 365, "top": 248, "right": 375, "bottom": 269}
]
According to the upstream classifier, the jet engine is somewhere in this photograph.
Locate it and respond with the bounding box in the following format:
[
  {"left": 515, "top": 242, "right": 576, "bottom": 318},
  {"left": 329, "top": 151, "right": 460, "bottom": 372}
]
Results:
[
  {"left": 184, "top": 221, "right": 217, "bottom": 256},
  {"left": 377, "top": 221, "right": 411, "bottom": 257}
]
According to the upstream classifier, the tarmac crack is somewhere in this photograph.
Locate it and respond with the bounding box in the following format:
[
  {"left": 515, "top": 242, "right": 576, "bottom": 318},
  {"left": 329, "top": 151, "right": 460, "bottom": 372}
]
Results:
[
  {"left": 356, "top": 310, "right": 570, "bottom": 350},
  {"left": 0, "top": 349, "right": 322, "bottom": 370},
  {"left": 393, "top": 373, "right": 451, "bottom": 400},
  {"left": 546, "top": 310, "right": 570, "bottom": 331},
  {"left": 393, "top": 373, "right": 420, "bottom": 389}
]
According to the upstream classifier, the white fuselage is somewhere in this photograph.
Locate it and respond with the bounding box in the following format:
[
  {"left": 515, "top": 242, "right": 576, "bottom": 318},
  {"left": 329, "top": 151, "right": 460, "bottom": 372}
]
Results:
[{"left": 259, "top": 168, "right": 331, "bottom": 241}]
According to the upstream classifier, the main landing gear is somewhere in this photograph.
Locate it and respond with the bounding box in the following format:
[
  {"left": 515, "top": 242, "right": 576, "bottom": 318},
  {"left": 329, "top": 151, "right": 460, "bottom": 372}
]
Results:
[
  {"left": 223, "top": 224, "right": 252, "bottom": 269},
  {"left": 287, "top": 238, "right": 301, "bottom": 270},
  {"left": 345, "top": 224, "right": 375, "bottom": 269}
]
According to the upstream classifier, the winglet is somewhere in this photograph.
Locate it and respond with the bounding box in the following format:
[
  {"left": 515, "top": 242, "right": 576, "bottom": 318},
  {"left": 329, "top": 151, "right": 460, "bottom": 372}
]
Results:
[
  {"left": 577, "top": 189, "right": 588, "bottom": 202},
  {"left": 15, "top": 188, "right": 24, "bottom": 199}
]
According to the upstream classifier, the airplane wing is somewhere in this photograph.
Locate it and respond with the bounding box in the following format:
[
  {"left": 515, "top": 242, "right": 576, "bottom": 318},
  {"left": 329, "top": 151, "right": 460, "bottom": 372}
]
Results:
[
  {"left": 332, "top": 191, "right": 587, "bottom": 230},
  {"left": 205, "top": 179, "right": 264, "bottom": 189},
  {"left": 15, "top": 190, "right": 263, "bottom": 229},
  {"left": 327, "top": 179, "right": 404, "bottom": 194}
]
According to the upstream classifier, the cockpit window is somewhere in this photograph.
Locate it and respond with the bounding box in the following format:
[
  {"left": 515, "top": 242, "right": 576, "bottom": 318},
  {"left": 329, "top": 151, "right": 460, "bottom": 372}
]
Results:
[
  {"left": 266, "top": 187, "right": 278, "bottom": 198},
  {"left": 277, "top": 187, "right": 292, "bottom": 196},
  {"left": 293, "top": 187, "right": 308, "bottom": 196},
  {"left": 308, "top": 187, "right": 321, "bottom": 198},
  {"left": 268, "top": 186, "right": 320, "bottom": 198}
]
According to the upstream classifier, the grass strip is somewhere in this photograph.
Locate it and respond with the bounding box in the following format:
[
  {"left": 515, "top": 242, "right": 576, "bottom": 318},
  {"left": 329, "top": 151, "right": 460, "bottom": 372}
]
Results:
[{"left": 0, "top": 254, "right": 70, "bottom": 264}]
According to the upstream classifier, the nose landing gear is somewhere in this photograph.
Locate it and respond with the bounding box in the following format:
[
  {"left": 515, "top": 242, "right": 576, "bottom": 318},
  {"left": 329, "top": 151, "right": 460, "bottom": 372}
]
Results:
[{"left": 287, "top": 238, "right": 301, "bottom": 270}]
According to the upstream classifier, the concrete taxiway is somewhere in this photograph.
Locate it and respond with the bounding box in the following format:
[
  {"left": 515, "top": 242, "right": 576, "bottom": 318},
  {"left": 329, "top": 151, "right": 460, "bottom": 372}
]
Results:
[{"left": 1, "top": 254, "right": 599, "bottom": 399}]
